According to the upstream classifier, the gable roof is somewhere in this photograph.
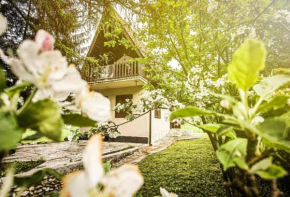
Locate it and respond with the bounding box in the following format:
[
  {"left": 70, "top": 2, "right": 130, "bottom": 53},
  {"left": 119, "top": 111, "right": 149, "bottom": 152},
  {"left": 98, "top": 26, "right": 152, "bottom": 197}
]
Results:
[{"left": 86, "top": 6, "right": 147, "bottom": 59}]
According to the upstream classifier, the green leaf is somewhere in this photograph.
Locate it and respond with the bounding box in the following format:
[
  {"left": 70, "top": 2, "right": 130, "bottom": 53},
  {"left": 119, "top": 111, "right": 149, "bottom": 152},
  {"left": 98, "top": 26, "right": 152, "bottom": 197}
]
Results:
[
  {"left": 199, "top": 124, "right": 223, "bottom": 133},
  {"left": 103, "top": 160, "right": 112, "bottom": 174},
  {"left": 0, "top": 110, "right": 23, "bottom": 151},
  {"left": 274, "top": 111, "right": 290, "bottom": 128},
  {"left": 249, "top": 157, "right": 272, "bottom": 174},
  {"left": 257, "top": 95, "right": 290, "bottom": 113},
  {"left": 14, "top": 168, "right": 64, "bottom": 187},
  {"left": 253, "top": 75, "right": 290, "bottom": 98},
  {"left": 5, "top": 82, "right": 33, "bottom": 98},
  {"left": 0, "top": 69, "right": 6, "bottom": 92},
  {"left": 170, "top": 107, "right": 215, "bottom": 121},
  {"left": 217, "top": 126, "right": 237, "bottom": 139},
  {"left": 212, "top": 93, "right": 238, "bottom": 104},
  {"left": 233, "top": 157, "right": 248, "bottom": 170},
  {"left": 249, "top": 119, "right": 290, "bottom": 152},
  {"left": 17, "top": 99, "right": 63, "bottom": 141},
  {"left": 256, "top": 164, "right": 288, "bottom": 180},
  {"left": 228, "top": 39, "right": 266, "bottom": 91},
  {"left": 256, "top": 119, "right": 286, "bottom": 141},
  {"left": 216, "top": 138, "right": 248, "bottom": 171},
  {"left": 263, "top": 139, "right": 290, "bottom": 152},
  {"left": 62, "top": 114, "right": 96, "bottom": 127}
]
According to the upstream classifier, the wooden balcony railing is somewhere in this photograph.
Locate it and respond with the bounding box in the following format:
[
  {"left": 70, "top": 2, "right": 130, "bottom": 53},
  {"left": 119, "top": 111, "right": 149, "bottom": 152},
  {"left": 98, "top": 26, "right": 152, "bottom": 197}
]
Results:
[{"left": 81, "top": 59, "right": 146, "bottom": 83}]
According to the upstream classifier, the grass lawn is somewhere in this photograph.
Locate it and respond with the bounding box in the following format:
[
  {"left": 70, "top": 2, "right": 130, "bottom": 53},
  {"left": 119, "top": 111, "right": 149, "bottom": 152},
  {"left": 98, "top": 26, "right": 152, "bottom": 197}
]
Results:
[
  {"left": 21, "top": 127, "right": 73, "bottom": 144},
  {"left": 138, "top": 134, "right": 225, "bottom": 197},
  {"left": 180, "top": 123, "right": 203, "bottom": 133}
]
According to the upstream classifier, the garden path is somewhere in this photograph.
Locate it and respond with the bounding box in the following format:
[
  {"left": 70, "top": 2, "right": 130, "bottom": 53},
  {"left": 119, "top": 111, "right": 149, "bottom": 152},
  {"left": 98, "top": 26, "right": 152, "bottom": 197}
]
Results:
[{"left": 3, "top": 141, "right": 146, "bottom": 176}]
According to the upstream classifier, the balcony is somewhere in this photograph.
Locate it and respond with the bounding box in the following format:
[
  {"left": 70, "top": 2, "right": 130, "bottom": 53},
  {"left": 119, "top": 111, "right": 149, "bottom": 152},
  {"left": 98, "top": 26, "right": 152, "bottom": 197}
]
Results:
[{"left": 81, "top": 56, "right": 147, "bottom": 90}]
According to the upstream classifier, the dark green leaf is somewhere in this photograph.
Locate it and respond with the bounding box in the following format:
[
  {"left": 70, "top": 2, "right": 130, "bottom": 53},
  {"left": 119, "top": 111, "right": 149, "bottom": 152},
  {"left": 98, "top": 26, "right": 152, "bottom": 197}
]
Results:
[
  {"left": 62, "top": 114, "right": 96, "bottom": 127},
  {"left": 0, "top": 110, "right": 23, "bottom": 151},
  {"left": 17, "top": 99, "right": 63, "bottom": 141},
  {"left": 228, "top": 39, "right": 266, "bottom": 91},
  {"left": 170, "top": 107, "right": 215, "bottom": 121},
  {"left": 5, "top": 82, "right": 33, "bottom": 98}
]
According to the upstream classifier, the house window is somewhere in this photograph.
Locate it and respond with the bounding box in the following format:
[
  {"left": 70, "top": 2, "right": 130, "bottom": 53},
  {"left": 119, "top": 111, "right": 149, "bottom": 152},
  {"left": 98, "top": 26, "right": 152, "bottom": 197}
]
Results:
[
  {"left": 155, "top": 109, "right": 161, "bottom": 119},
  {"left": 115, "top": 94, "right": 133, "bottom": 118}
]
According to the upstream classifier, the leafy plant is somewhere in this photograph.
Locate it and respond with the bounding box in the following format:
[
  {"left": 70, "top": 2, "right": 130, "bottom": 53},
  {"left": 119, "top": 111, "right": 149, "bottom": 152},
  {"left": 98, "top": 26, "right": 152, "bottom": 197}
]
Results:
[{"left": 171, "top": 39, "right": 290, "bottom": 197}]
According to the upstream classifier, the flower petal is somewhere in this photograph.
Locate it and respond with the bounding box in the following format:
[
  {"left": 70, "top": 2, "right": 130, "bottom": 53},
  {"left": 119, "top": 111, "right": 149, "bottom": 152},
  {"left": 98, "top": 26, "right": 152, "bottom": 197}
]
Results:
[
  {"left": 51, "top": 65, "right": 87, "bottom": 95},
  {"left": 0, "top": 49, "right": 36, "bottom": 83},
  {"left": 61, "top": 171, "right": 93, "bottom": 197},
  {"left": 160, "top": 187, "right": 178, "bottom": 197},
  {"left": 101, "top": 164, "right": 144, "bottom": 197},
  {"left": 17, "top": 40, "right": 40, "bottom": 76},
  {"left": 81, "top": 92, "right": 111, "bottom": 122},
  {"left": 83, "top": 134, "right": 104, "bottom": 186},
  {"left": 39, "top": 50, "right": 68, "bottom": 81},
  {"left": 35, "top": 29, "right": 55, "bottom": 51}
]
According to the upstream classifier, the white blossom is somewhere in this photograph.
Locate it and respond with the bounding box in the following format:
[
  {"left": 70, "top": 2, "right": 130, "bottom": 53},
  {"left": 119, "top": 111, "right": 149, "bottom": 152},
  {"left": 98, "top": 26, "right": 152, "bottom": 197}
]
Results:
[
  {"left": 207, "top": 1, "right": 218, "bottom": 13},
  {"left": 61, "top": 134, "right": 143, "bottom": 197},
  {"left": 109, "top": 131, "right": 119, "bottom": 138},
  {"left": 76, "top": 88, "right": 111, "bottom": 122},
  {"left": 0, "top": 30, "right": 86, "bottom": 102},
  {"left": 251, "top": 116, "right": 264, "bottom": 124}
]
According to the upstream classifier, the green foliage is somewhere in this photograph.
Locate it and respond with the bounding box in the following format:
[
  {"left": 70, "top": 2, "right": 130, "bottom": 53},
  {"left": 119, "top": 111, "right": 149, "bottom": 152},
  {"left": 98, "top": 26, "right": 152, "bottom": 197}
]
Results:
[
  {"left": 257, "top": 120, "right": 286, "bottom": 141},
  {"left": 249, "top": 157, "right": 272, "bottom": 174},
  {"left": 103, "top": 160, "right": 112, "bottom": 175},
  {"left": 255, "top": 165, "right": 288, "bottom": 180},
  {"left": 216, "top": 138, "right": 248, "bottom": 171},
  {"left": 170, "top": 107, "right": 215, "bottom": 121},
  {"left": 257, "top": 95, "right": 290, "bottom": 113},
  {"left": 14, "top": 168, "right": 64, "bottom": 187},
  {"left": 4, "top": 82, "right": 32, "bottom": 98},
  {"left": 0, "top": 69, "right": 5, "bottom": 92},
  {"left": 0, "top": 110, "right": 23, "bottom": 151},
  {"left": 61, "top": 114, "right": 97, "bottom": 127},
  {"left": 17, "top": 99, "right": 63, "bottom": 141},
  {"left": 199, "top": 124, "right": 222, "bottom": 133},
  {"left": 170, "top": 39, "right": 290, "bottom": 195},
  {"left": 253, "top": 75, "right": 290, "bottom": 99},
  {"left": 228, "top": 39, "right": 266, "bottom": 91},
  {"left": 216, "top": 126, "right": 237, "bottom": 139},
  {"left": 0, "top": 159, "right": 45, "bottom": 178}
]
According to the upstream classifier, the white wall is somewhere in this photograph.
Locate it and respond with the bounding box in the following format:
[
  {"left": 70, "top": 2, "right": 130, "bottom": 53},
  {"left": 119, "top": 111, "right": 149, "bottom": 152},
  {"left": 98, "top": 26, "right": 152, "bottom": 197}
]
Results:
[
  {"left": 98, "top": 86, "right": 150, "bottom": 138},
  {"left": 86, "top": 86, "right": 170, "bottom": 142},
  {"left": 151, "top": 109, "right": 170, "bottom": 143}
]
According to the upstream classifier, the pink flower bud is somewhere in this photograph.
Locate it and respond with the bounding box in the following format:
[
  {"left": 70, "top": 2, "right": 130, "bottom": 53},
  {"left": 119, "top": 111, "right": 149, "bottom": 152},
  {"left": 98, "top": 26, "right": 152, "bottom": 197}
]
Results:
[
  {"left": 35, "top": 30, "right": 55, "bottom": 52},
  {"left": 220, "top": 99, "right": 230, "bottom": 110}
]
